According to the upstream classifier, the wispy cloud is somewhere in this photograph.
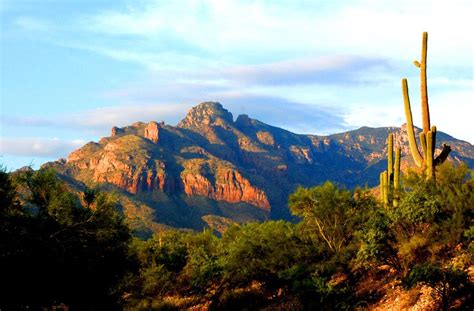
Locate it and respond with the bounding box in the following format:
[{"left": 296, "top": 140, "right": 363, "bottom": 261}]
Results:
[
  {"left": 210, "top": 55, "right": 391, "bottom": 86},
  {"left": 57, "top": 42, "right": 216, "bottom": 72},
  {"left": 3, "top": 93, "right": 347, "bottom": 137},
  {"left": 15, "top": 16, "right": 51, "bottom": 32},
  {"left": 215, "top": 93, "right": 347, "bottom": 135},
  {"left": 82, "top": 0, "right": 473, "bottom": 63},
  {"left": 3, "top": 103, "right": 192, "bottom": 134},
  {"left": 1, "top": 0, "right": 473, "bottom": 173},
  {"left": 71, "top": 103, "right": 191, "bottom": 129},
  {"left": 0, "top": 137, "right": 86, "bottom": 157}
]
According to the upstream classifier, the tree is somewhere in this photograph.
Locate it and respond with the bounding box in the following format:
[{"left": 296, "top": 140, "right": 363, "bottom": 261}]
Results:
[
  {"left": 289, "top": 182, "right": 376, "bottom": 255},
  {"left": 406, "top": 263, "right": 472, "bottom": 311},
  {"left": 83, "top": 186, "right": 99, "bottom": 208},
  {"left": 219, "top": 221, "right": 302, "bottom": 290},
  {"left": 182, "top": 229, "right": 221, "bottom": 292},
  {"left": 0, "top": 166, "right": 19, "bottom": 216},
  {"left": 0, "top": 168, "right": 133, "bottom": 310},
  {"left": 359, "top": 162, "right": 473, "bottom": 283}
]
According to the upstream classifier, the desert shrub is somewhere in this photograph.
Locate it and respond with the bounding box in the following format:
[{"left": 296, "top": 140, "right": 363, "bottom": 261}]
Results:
[
  {"left": 219, "top": 221, "right": 304, "bottom": 291},
  {"left": 0, "top": 168, "right": 133, "bottom": 310},
  {"left": 405, "top": 263, "right": 472, "bottom": 310},
  {"left": 210, "top": 289, "right": 267, "bottom": 311},
  {"left": 289, "top": 182, "right": 377, "bottom": 257},
  {"left": 181, "top": 229, "right": 222, "bottom": 291}
]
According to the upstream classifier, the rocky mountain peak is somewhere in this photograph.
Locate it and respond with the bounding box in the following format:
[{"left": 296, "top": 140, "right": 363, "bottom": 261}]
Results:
[
  {"left": 144, "top": 121, "right": 161, "bottom": 143},
  {"left": 111, "top": 126, "right": 123, "bottom": 137},
  {"left": 178, "top": 102, "right": 234, "bottom": 128},
  {"left": 235, "top": 114, "right": 252, "bottom": 127},
  {"left": 44, "top": 101, "right": 474, "bottom": 232}
]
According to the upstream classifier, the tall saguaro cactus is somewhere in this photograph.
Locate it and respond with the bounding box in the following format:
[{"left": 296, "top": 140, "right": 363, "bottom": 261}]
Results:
[
  {"left": 401, "top": 32, "right": 451, "bottom": 179},
  {"left": 380, "top": 133, "right": 401, "bottom": 207}
]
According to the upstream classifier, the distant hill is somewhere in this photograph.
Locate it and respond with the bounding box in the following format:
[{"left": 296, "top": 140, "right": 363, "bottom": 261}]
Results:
[{"left": 43, "top": 102, "right": 474, "bottom": 234}]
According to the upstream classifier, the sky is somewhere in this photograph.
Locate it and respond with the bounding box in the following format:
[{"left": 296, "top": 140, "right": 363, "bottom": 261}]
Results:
[{"left": 1, "top": 0, "right": 473, "bottom": 170}]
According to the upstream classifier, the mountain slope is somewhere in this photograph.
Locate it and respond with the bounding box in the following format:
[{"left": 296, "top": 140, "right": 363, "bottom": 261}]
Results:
[{"left": 44, "top": 102, "right": 474, "bottom": 233}]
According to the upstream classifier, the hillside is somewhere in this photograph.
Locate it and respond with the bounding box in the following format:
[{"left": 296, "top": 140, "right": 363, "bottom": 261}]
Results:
[{"left": 44, "top": 102, "right": 474, "bottom": 233}]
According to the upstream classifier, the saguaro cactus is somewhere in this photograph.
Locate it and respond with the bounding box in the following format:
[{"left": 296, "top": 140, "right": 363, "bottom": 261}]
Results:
[
  {"left": 401, "top": 32, "right": 451, "bottom": 179},
  {"left": 380, "top": 133, "right": 401, "bottom": 207}
]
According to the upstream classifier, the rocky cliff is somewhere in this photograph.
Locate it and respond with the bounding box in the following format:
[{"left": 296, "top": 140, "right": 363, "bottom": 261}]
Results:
[{"left": 45, "top": 102, "right": 474, "bottom": 233}]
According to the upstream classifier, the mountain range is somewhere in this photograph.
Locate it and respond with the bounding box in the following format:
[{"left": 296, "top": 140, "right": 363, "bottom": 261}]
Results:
[{"left": 44, "top": 102, "right": 474, "bottom": 235}]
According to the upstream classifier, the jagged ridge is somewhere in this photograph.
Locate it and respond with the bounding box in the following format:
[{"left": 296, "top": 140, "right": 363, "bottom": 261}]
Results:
[{"left": 45, "top": 102, "right": 474, "bottom": 233}]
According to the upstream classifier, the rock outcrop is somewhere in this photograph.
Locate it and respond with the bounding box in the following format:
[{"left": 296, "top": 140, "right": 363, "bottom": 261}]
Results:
[
  {"left": 181, "top": 169, "right": 270, "bottom": 210},
  {"left": 46, "top": 101, "right": 474, "bottom": 231},
  {"left": 178, "top": 102, "right": 234, "bottom": 128},
  {"left": 67, "top": 138, "right": 172, "bottom": 193},
  {"left": 144, "top": 121, "right": 160, "bottom": 143},
  {"left": 111, "top": 126, "right": 123, "bottom": 137}
]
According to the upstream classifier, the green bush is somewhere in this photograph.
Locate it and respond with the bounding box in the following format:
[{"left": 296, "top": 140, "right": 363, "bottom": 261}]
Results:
[{"left": 0, "top": 168, "right": 133, "bottom": 310}]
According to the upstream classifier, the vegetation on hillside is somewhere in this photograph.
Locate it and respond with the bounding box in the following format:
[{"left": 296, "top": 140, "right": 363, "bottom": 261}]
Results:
[
  {"left": 1, "top": 162, "right": 472, "bottom": 310},
  {"left": 0, "top": 167, "right": 134, "bottom": 310}
]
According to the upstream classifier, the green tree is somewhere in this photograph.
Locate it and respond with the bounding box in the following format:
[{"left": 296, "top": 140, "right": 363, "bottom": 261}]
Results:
[
  {"left": 128, "top": 231, "right": 189, "bottom": 300},
  {"left": 406, "top": 263, "right": 472, "bottom": 311},
  {"left": 83, "top": 186, "right": 99, "bottom": 208},
  {"left": 289, "top": 182, "right": 376, "bottom": 255},
  {"left": 182, "top": 229, "right": 221, "bottom": 291},
  {"left": 360, "top": 163, "right": 473, "bottom": 272},
  {"left": 0, "top": 166, "right": 20, "bottom": 216},
  {"left": 1, "top": 168, "right": 133, "bottom": 310},
  {"left": 219, "top": 221, "right": 302, "bottom": 290}
]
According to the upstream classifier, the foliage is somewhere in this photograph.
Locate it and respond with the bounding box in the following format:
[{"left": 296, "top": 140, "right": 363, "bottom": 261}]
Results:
[
  {"left": 0, "top": 168, "right": 133, "bottom": 310},
  {"left": 1, "top": 162, "right": 472, "bottom": 310},
  {"left": 0, "top": 165, "right": 20, "bottom": 216},
  {"left": 406, "top": 263, "right": 472, "bottom": 311},
  {"left": 358, "top": 162, "right": 473, "bottom": 310},
  {"left": 401, "top": 32, "right": 451, "bottom": 177},
  {"left": 219, "top": 221, "right": 301, "bottom": 288},
  {"left": 182, "top": 229, "right": 221, "bottom": 290},
  {"left": 289, "top": 182, "right": 376, "bottom": 255}
]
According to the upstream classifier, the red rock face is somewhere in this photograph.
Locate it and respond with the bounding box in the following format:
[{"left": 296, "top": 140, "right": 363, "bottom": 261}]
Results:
[
  {"left": 111, "top": 126, "right": 121, "bottom": 137},
  {"left": 67, "top": 142, "right": 171, "bottom": 194},
  {"left": 91, "top": 161, "right": 169, "bottom": 194},
  {"left": 144, "top": 121, "right": 160, "bottom": 143},
  {"left": 181, "top": 169, "right": 270, "bottom": 210},
  {"left": 93, "top": 165, "right": 171, "bottom": 194},
  {"left": 70, "top": 147, "right": 268, "bottom": 209},
  {"left": 49, "top": 101, "right": 474, "bottom": 228}
]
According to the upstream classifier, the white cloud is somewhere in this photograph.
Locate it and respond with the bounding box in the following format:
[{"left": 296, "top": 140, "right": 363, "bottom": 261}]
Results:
[
  {"left": 429, "top": 90, "right": 474, "bottom": 143},
  {"left": 343, "top": 87, "right": 474, "bottom": 143},
  {"left": 0, "top": 137, "right": 86, "bottom": 157},
  {"left": 83, "top": 0, "right": 473, "bottom": 65},
  {"left": 344, "top": 102, "right": 405, "bottom": 129},
  {"left": 3, "top": 103, "right": 193, "bottom": 134},
  {"left": 3, "top": 0, "right": 473, "bottom": 158},
  {"left": 209, "top": 55, "right": 391, "bottom": 86},
  {"left": 69, "top": 103, "right": 191, "bottom": 128},
  {"left": 15, "top": 16, "right": 51, "bottom": 32}
]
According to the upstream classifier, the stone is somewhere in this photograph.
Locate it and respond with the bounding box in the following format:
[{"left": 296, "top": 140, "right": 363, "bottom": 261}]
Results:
[{"left": 144, "top": 121, "right": 160, "bottom": 143}]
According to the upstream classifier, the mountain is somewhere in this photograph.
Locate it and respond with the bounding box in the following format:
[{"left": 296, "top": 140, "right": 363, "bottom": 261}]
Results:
[{"left": 44, "top": 102, "right": 474, "bottom": 234}]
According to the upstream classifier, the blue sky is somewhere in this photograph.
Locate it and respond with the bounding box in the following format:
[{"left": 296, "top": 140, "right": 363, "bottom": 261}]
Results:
[{"left": 1, "top": 0, "right": 473, "bottom": 170}]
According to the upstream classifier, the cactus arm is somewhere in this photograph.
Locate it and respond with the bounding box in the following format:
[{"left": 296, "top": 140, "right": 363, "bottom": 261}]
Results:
[
  {"left": 388, "top": 133, "right": 394, "bottom": 181},
  {"left": 383, "top": 171, "right": 389, "bottom": 205},
  {"left": 400, "top": 33, "right": 452, "bottom": 181},
  {"left": 393, "top": 147, "right": 401, "bottom": 207},
  {"left": 380, "top": 172, "right": 385, "bottom": 202},
  {"left": 431, "top": 126, "right": 437, "bottom": 158},
  {"left": 420, "top": 132, "right": 427, "bottom": 160},
  {"left": 419, "top": 32, "right": 430, "bottom": 134},
  {"left": 426, "top": 131, "right": 434, "bottom": 178},
  {"left": 402, "top": 78, "right": 423, "bottom": 167},
  {"left": 434, "top": 144, "right": 451, "bottom": 166}
]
